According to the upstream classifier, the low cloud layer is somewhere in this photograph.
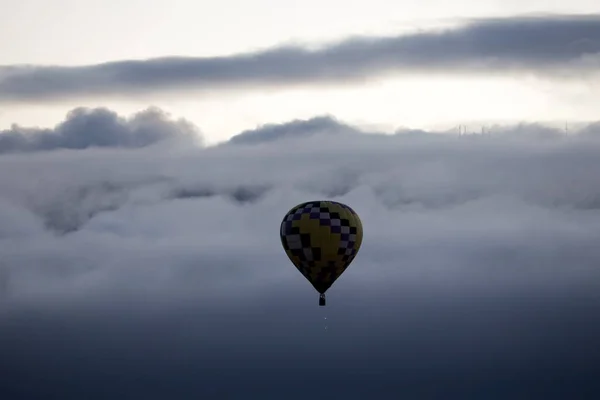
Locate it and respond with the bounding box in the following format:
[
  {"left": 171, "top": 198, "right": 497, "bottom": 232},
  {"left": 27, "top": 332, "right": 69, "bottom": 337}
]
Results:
[
  {"left": 2, "top": 14, "right": 600, "bottom": 103},
  {"left": 2, "top": 108, "right": 600, "bottom": 398},
  {"left": 4, "top": 106, "right": 600, "bottom": 157}
]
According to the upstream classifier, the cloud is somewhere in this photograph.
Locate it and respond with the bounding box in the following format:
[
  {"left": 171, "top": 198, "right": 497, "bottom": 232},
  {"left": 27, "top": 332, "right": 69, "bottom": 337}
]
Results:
[
  {"left": 0, "top": 106, "right": 202, "bottom": 154},
  {"left": 2, "top": 108, "right": 600, "bottom": 398},
  {"left": 2, "top": 14, "right": 600, "bottom": 103},
  {"left": 227, "top": 115, "right": 364, "bottom": 145}
]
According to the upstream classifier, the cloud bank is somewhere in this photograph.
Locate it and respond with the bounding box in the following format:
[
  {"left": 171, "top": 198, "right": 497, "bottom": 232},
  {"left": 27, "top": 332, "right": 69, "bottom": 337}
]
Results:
[
  {"left": 0, "top": 107, "right": 200, "bottom": 154},
  {"left": 2, "top": 14, "right": 600, "bottom": 103},
  {"left": 2, "top": 108, "right": 600, "bottom": 398}
]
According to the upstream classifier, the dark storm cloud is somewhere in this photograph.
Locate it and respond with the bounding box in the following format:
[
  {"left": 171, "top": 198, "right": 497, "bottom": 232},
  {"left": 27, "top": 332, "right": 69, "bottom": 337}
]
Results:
[
  {"left": 2, "top": 14, "right": 600, "bottom": 103},
  {"left": 2, "top": 109, "right": 600, "bottom": 398},
  {"left": 0, "top": 107, "right": 201, "bottom": 154}
]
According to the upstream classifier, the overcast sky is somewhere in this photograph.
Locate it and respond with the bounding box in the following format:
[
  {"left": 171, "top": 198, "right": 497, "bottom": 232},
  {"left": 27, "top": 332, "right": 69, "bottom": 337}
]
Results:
[
  {"left": 2, "top": 1, "right": 600, "bottom": 398},
  {"left": 1, "top": 1, "right": 600, "bottom": 142}
]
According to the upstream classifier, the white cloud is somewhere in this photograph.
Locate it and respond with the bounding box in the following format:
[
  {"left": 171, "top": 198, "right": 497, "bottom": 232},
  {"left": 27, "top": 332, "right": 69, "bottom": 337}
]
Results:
[{"left": 2, "top": 110, "right": 600, "bottom": 301}]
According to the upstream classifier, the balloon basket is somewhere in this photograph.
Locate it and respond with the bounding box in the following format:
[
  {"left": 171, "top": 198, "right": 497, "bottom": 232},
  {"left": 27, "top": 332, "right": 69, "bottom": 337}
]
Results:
[{"left": 319, "top": 293, "right": 326, "bottom": 306}]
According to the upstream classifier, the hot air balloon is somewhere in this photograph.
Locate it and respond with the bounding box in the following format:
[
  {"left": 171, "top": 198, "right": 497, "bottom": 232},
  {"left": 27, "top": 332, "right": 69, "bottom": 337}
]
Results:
[{"left": 280, "top": 200, "right": 363, "bottom": 306}]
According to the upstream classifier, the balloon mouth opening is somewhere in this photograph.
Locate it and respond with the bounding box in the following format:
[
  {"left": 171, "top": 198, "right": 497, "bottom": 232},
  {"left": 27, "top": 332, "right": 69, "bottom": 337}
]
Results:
[{"left": 319, "top": 293, "right": 326, "bottom": 306}]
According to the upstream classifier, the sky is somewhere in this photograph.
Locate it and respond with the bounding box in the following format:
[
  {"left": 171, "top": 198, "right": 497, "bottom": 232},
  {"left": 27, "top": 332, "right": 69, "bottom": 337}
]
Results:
[
  {"left": 2, "top": 1, "right": 600, "bottom": 142},
  {"left": 2, "top": 1, "right": 600, "bottom": 399}
]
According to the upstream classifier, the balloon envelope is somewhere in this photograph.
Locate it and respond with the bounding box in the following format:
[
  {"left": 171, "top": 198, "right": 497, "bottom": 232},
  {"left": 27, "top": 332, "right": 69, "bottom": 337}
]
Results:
[{"left": 280, "top": 200, "right": 363, "bottom": 296}]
